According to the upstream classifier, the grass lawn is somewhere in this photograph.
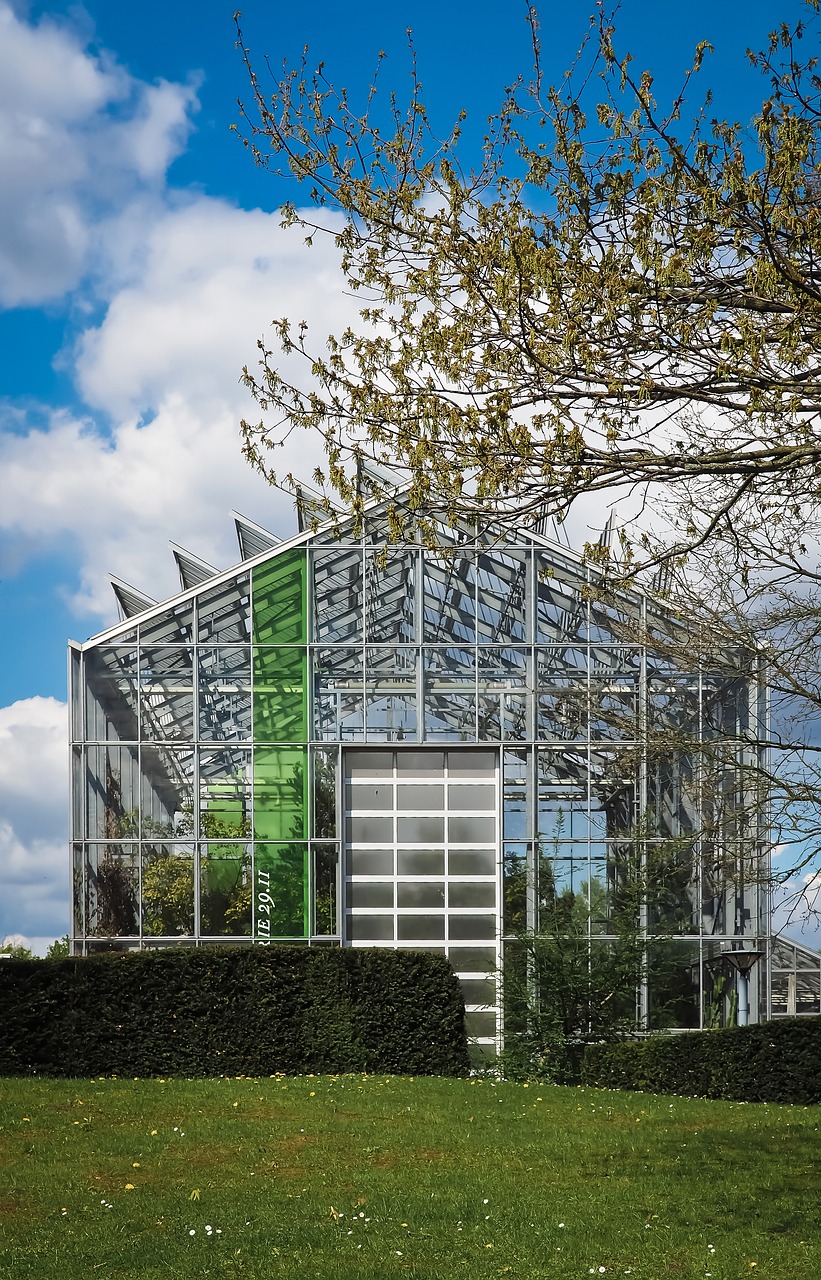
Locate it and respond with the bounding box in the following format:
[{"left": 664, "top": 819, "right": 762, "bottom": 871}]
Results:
[{"left": 1, "top": 1074, "right": 818, "bottom": 1279}]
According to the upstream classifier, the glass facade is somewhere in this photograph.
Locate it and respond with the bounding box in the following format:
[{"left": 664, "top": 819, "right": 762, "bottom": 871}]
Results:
[{"left": 69, "top": 503, "right": 774, "bottom": 1047}]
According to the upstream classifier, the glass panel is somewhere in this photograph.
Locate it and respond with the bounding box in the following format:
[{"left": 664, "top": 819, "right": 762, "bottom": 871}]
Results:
[
  {"left": 449, "top": 882, "right": 496, "bottom": 908},
  {"left": 397, "top": 881, "right": 445, "bottom": 908},
  {"left": 199, "top": 748, "right": 252, "bottom": 839},
  {"left": 449, "top": 848, "right": 496, "bottom": 874},
  {"left": 349, "top": 848, "right": 395, "bottom": 875},
  {"left": 365, "top": 549, "right": 415, "bottom": 644},
  {"left": 536, "top": 557, "right": 586, "bottom": 643},
  {"left": 140, "top": 601, "right": 195, "bottom": 646},
  {"left": 448, "top": 750, "right": 496, "bottom": 777},
  {"left": 313, "top": 748, "right": 337, "bottom": 839},
  {"left": 647, "top": 942, "right": 700, "bottom": 1030},
  {"left": 396, "top": 784, "right": 444, "bottom": 809},
  {"left": 85, "top": 844, "right": 140, "bottom": 937},
  {"left": 255, "top": 842, "right": 309, "bottom": 937},
  {"left": 448, "top": 784, "right": 495, "bottom": 810},
  {"left": 589, "top": 747, "right": 638, "bottom": 837},
  {"left": 254, "top": 646, "right": 308, "bottom": 744},
  {"left": 396, "top": 751, "right": 445, "bottom": 776},
  {"left": 647, "top": 752, "right": 701, "bottom": 838},
  {"left": 139, "top": 647, "right": 193, "bottom": 742},
  {"left": 796, "top": 972, "right": 821, "bottom": 1014},
  {"left": 83, "top": 646, "right": 139, "bottom": 742},
  {"left": 503, "top": 844, "right": 528, "bottom": 934},
  {"left": 253, "top": 549, "right": 307, "bottom": 646},
  {"left": 539, "top": 645, "right": 588, "bottom": 677},
  {"left": 315, "top": 649, "right": 364, "bottom": 741},
  {"left": 200, "top": 843, "right": 251, "bottom": 935},
  {"left": 346, "top": 815, "right": 393, "bottom": 843},
  {"left": 313, "top": 843, "right": 339, "bottom": 935},
  {"left": 83, "top": 744, "right": 142, "bottom": 839},
  {"left": 199, "top": 647, "right": 252, "bottom": 742},
  {"left": 589, "top": 677, "right": 639, "bottom": 741},
  {"left": 423, "top": 647, "right": 475, "bottom": 736},
  {"left": 465, "top": 1011, "right": 497, "bottom": 1037},
  {"left": 537, "top": 673, "right": 587, "bottom": 742},
  {"left": 348, "top": 913, "right": 395, "bottom": 941},
  {"left": 142, "top": 746, "right": 195, "bottom": 837},
  {"left": 255, "top": 746, "right": 308, "bottom": 840},
  {"left": 397, "top": 815, "right": 444, "bottom": 842},
  {"left": 397, "top": 849, "right": 444, "bottom": 874},
  {"left": 347, "top": 750, "right": 393, "bottom": 777},
  {"left": 397, "top": 914, "right": 445, "bottom": 940},
  {"left": 448, "top": 815, "right": 493, "bottom": 843},
  {"left": 460, "top": 978, "right": 497, "bottom": 1005},
  {"left": 346, "top": 783, "right": 394, "bottom": 811},
  {"left": 349, "top": 881, "right": 395, "bottom": 908},
  {"left": 447, "top": 946, "right": 497, "bottom": 973},
  {"left": 198, "top": 574, "right": 250, "bottom": 644},
  {"left": 141, "top": 844, "right": 194, "bottom": 936},
  {"left": 364, "top": 647, "right": 418, "bottom": 740},
  {"left": 72, "top": 841, "right": 84, "bottom": 936},
  {"left": 449, "top": 914, "right": 496, "bottom": 940},
  {"left": 504, "top": 748, "right": 529, "bottom": 841},
  {"left": 423, "top": 550, "right": 476, "bottom": 644},
  {"left": 476, "top": 549, "right": 529, "bottom": 644},
  {"left": 313, "top": 546, "right": 363, "bottom": 644}
]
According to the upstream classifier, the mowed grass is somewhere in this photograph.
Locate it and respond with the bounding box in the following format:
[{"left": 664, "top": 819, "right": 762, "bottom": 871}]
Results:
[{"left": 1, "top": 1074, "right": 819, "bottom": 1280}]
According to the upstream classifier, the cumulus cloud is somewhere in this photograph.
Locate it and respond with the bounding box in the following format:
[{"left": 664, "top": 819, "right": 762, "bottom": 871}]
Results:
[
  {"left": 0, "top": 1, "right": 198, "bottom": 307},
  {"left": 0, "top": 398, "right": 305, "bottom": 618},
  {"left": 0, "top": 201, "right": 354, "bottom": 620},
  {"left": 0, "top": 697, "right": 68, "bottom": 941},
  {"left": 75, "top": 199, "right": 349, "bottom": 420}
]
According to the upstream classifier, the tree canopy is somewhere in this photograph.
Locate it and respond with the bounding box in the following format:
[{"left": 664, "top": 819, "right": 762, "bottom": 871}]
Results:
[{"left": 236, "top": 2, "right": 821, "bottom": 561}]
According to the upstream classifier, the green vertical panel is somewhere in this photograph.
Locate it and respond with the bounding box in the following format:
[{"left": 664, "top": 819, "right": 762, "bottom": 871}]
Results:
[
  {"left": 252, "top": 548, "right": 310, "bottom": 938},
  {"left": 253, "top": 647, "right": 308, "bottom": 743},
  {"left": 255, "top": 843, "right": 310, "bottom": 939},
  {"left": 253, "top": 548, "right": 308, "bottom": 645},
  {"left": 254, "top": 746, "right": 308, "bottom": 841}
]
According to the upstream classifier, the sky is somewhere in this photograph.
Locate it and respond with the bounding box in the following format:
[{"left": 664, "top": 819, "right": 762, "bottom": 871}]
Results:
[{"left": 1, "top": 0, "right": 819, "bottom": 951}]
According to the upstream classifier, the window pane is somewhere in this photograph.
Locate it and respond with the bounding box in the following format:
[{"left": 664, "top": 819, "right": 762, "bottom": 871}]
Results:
[
  {"left": 349, "top": 848, "right": 394, "bottom": 875},
  {"left": 348, "top": 913, "right": 395, "bottom": 941},
  {"left": 397, "top": 881, "right": 446, "bottom": 908},
  {"left": 397, "top": 914, "right": 445, "bottom": 940},
  {"left": 397, "top": 849, "right": 445, "bottom": 875},
  {"left": 349, "top": 881, "right": 394, "bottom": 908}
]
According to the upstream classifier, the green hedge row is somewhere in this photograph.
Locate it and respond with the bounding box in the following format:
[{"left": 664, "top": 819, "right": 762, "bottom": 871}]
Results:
[
  {"left": 581, "top": 1018, "right": 821, "bottom": 1103},
  {"left": 0, "top": 947, "right": 469, "bottom": 1078}
]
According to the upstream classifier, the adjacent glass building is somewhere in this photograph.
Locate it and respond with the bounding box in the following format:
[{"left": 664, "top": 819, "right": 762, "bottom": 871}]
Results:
[{"left": 69, "top": 494, "right": 774, "bottom": 1053}]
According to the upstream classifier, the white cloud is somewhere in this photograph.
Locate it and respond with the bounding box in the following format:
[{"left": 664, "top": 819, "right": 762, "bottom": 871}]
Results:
[
  {"left": 0, "top": 198, "right": 354, "bottom": 621},
  {"left": 0, "top": 697, "right": 68, "bottom": 940},
  {"left": 0, "top": 1, "right": 198, "bottom": 307},
  {"left": 76, "top": 199, "right": 349, "bottom": 420}
]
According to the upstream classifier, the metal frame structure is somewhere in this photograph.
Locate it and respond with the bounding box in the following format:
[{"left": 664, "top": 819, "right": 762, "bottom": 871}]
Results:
[{"left": 69, "top": 491, "right": 772, "bottom": 1049}]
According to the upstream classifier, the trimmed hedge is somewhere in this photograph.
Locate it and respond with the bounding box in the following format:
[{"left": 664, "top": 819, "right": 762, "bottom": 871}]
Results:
[
  {"left": 581, "top": 1018, "right": 821, "bottom": 1104},
  {"left": 0, "top": 947, "right": 469, "bottom": 1078}
]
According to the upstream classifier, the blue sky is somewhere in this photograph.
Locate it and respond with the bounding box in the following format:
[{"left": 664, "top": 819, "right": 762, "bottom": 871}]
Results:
[{"left": 1, "top": 0, "right": 818, "bottom": 948}]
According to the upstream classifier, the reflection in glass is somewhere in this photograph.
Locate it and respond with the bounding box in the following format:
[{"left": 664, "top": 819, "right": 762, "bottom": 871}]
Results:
[
  {"left": 141, "top": 844, "right": 194, "bottom": 936},
  {"left": 199, "top": 647, "right": 251, "bottom": 742}
]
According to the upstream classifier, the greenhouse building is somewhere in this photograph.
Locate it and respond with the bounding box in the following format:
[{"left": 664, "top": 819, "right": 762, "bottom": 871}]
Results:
[{"left": 68, "top": 487, "right": 776, "bottom": 1054}]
